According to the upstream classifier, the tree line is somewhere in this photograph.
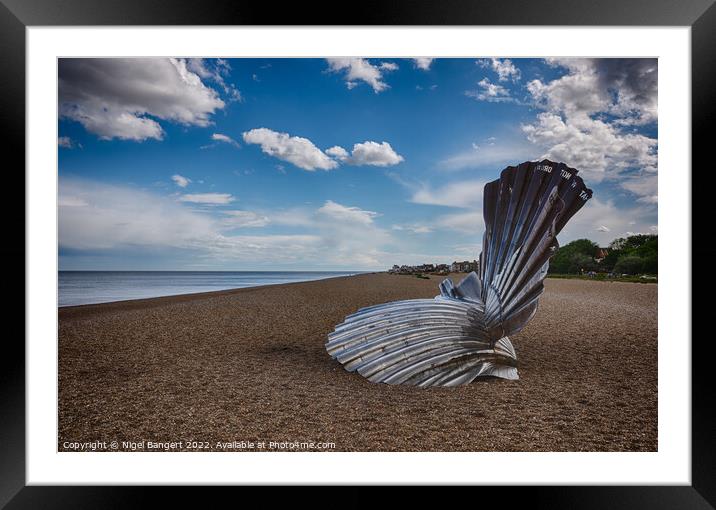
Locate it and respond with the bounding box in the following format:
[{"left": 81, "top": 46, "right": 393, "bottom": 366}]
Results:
[{"left": 549, "top": 234, "right": 657, "bottom": 275}]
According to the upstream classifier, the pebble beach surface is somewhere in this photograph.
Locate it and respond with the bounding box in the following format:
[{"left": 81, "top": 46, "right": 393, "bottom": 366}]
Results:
[{"left": 58, "top": 273, "right": 657, "bottom": 452}]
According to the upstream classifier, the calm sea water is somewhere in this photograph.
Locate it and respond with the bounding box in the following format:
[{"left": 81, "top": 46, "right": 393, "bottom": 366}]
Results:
[{"left": 58, "top": 271, "right": 362, "bottom": 307}]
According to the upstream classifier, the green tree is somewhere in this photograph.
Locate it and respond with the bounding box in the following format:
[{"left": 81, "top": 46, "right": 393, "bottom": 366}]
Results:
[
  {"left": 641, "top": 253, "right": 657, "bottom": 274},
  {"left": 568, "top": 253, "right": 596, "bottom": 274},
  {"left": 614, "top": 255, "right": 644, "bottom": 275},
  {"left": 550, "top": 239, "right": 599, "bottom": 274},
  {"left": 602, "top": 234, "right": 657, "bottom": 274}
]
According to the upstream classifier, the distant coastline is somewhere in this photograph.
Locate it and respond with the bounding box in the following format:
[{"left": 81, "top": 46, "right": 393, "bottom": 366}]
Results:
[{"left": 58, "top": 270, "right": 366, "bottom": 307}]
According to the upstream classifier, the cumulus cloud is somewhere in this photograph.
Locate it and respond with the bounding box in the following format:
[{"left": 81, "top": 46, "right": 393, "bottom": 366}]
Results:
[
  {"left": 520, "top": 58, "right": 658, "bottom": 204},
  {"left": 325, "top": 58, "right": 396, "bottom": 93},
  {"left": 521, "top": 112, "right": 657, "bottom": 182},
  {"left": 171, "top": 174, "right": 191, "bottom": 188},
  {"left": 243, "top": 128, "right": 404, "bottom": 170},
  {"left": 536, "top": 58, "right": 658, "bottom": 125},
  {"left": 179, "top": 193, "right": 235, "bottom": 205},
  {"left": 349, "top": 141, "right": 404, "bottom": 166},
  {"left": 465, "top": 78, "right": 513, "bottom": 102},
  {"left": 325, "top": 146, "right": 350, "bottom": 161},
  {"left": 242, "top": 128, "right": 338, "bottom": 171},
  {"left": 477, "top": 58, "right": 521, "bottom": 82},
  {"left": 59, "top": 58, "right": 226, "bottom": 141},
  {"left": 527, "top": 66, "right": 604, "bottom": 120},
  {"left": 327, "top": 141, "right": 404, "bottom": 167},
  {"left": 413, "top": 58, "right": 434, "bottom": 71}
]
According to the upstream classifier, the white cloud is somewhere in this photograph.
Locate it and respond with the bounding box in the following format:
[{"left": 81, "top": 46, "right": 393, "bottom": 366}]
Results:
[
  {"left": 317, "top": 200, "right": 379, "bottom": 226},
  {"left": 58, "top": 136, "right": 74, "bottom": 148},
  {"left": 221, "top": 210, "right": 270, "bottom": 228},
  {"left": 326, "top": 58, "right": 393, "bottom": 93},
  {"left": 522, "top": 58, "right": 657, "bottom": 194},
  {"left": 171, "top": 174, "right": 191, "bottom": 188},
  {"left": 313, "top": 200, "right": 391, "bottom": 267},
  {"left": 411, "top": 180, "right": 485, "bottom": 208},
  {"left": 59, "top": 179, "right": 394, "bottom": 269},
  {"left": 392, "top": 224, "right": 434, "bottom": 234},
  {"left": 477, "top": 58, "right": 521, "bottom": 82},
  {"left": 434, "top": 210, "right": 484, "bottom": 234},
  {"left": 179, "top": 193, "right": 235, "bottom": 205},
  {"left": 406, "top": 178, "right": 488, "bottom": 236},
  {"left": 267, "top": 200, "right": 393, "bottom": 267},
  {"left": 349, "top": 141, "right": 404, "bottom": 166},
  {"left": 439, "top": 138, "right": 534, "bottom": 171},
  {"left": 59, "top": 179, "right": 217, "bottom": 250},
  {"left": 243, "top": 129, "right": 403, "bottom": 170},
  {"left": 203, "top": 234, "right": 323, "bottom": 264},
  {"left": 379, "top": 62, "right": 399, "bottom": 71},
  {"left": 328, "top": 141, "right": 404, "bottom": 167},
  {"left": 527, "top": 69, "right": 605, "bottom": 119},
  {"left": 465, "top": 78, "right": 513, "bottom": 102},
  {"left": 186, "top": 58, "right": 242, "bottom": 102},
  {"left": 541, "top": 58, "right": 658, "bottom": 125},
  {"left": 325, "top": 146, "right": 350, "bottom": 161},
  {"left": 557, "top": 197, "right": 656, "bottom": 246},
  {"left": 211, "top": 132, "right": 241, "bottom": 148},
  {"left": 413, "top": 58, "right": 434, "bottom": 71},
  {"left": 620, "top": 174, "right": 658, "bottom": 204},
  {"left": 521, "top": 112, "right": 657, "bottom": 183},
  {"left": 59, "top": 58, "right": 226, "bottom": 141},
  {"left": 242, "top": 128, "right": 338, "bottom": 171}
]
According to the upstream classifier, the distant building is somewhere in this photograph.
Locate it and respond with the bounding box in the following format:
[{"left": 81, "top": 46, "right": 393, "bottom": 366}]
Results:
[
  {"left": 389, "top": 259, "right": 477, "bottom": 275},
  {"left": 435, "top": 264, "right": 450, "bottom": 275},
  {"left": 450, "top": 260, "right": 479, "bottom": 273},
  {"left": 389, "top": 262, "right": 451, "bottom": 275}
]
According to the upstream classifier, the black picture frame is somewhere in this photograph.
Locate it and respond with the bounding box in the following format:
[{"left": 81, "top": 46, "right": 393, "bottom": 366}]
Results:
[{"left": 2, "top": 0, "right": 712, "bottom": 506}]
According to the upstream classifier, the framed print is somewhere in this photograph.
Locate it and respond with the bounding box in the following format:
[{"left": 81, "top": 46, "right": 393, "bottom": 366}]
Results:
[{"left": 2, "top": 0, "right": 713, "bottom": 505}]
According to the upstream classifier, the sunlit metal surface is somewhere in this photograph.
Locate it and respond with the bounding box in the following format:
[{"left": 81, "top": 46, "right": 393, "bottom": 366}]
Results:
[{"left": 327, "top": 160, "right": 592, "bottom": 386}]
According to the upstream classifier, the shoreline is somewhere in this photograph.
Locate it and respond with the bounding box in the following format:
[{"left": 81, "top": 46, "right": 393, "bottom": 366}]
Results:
[
  {"left": 58, "top": 272, "right": 375, "bottom": 310},
  {"left": 58, "top": 270, "right": 657, "bottom": 311},
  {"left": 59, "top": 273, "right": 657, "bottom": 451}
]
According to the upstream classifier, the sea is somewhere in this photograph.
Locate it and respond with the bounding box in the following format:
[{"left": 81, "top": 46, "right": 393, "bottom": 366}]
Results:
[{"left": 58, "top": 271, "right": 363, "bottom": 307}]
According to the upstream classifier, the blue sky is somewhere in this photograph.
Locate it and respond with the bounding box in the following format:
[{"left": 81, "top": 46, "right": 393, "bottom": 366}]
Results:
[{"left": 58, "top": 57, "right": 658, "bottom": 270}]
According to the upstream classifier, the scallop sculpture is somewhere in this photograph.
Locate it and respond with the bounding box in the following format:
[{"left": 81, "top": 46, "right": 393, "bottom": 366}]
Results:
[{"left": 326, "top": 160, "right": 592, "bottom": 386}]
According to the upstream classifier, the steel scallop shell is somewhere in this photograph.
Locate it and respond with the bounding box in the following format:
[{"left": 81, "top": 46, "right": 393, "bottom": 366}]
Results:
[{"left": 326, "top": 160, "right": 592, "bottom": 386}]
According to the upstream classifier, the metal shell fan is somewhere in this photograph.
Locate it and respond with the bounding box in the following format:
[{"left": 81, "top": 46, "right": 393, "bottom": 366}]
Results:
[{"left": 326, "top": 160, "right": 592, "bottom": 386}]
